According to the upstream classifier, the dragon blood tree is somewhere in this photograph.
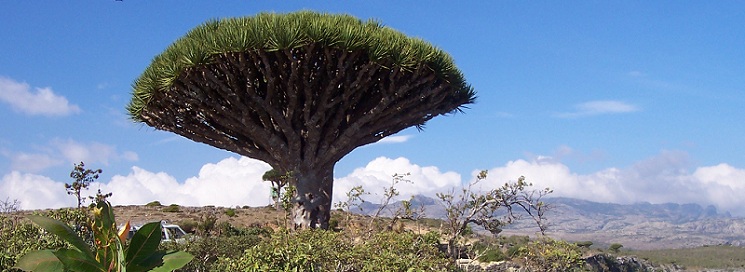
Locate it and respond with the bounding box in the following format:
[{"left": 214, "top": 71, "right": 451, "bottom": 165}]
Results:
[{"left": 127, "top": 11, "right": 475, "bottom": 229}]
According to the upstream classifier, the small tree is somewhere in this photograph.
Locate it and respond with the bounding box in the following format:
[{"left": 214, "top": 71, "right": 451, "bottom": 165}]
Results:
[
  {"left": 609, "top": 243, "right": 623, "bottom": 253},
  {"left": 437, "top": 171, "right": 552, "bottom": 258},
  {"left": 367, "top": 173, "right": 411, "bottom": 233},
  {"left": 262, "top": 169, "right": 290, "bottom": 210},
  {"left": 0, "top": 197, "right": 20, "bottom": 214},
  {"left": 65, "top": 162, "right": 102, "bottom": 209}
]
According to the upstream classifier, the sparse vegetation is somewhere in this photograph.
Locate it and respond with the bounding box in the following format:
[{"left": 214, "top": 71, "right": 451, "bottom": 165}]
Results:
[
  {"left": 145, "top": 201, "right": 162, "bottom": 207},
  {"left": 437, "top": 171, "right": 551, "bottom": 258},
  {"left": 163, "top": 204, "right": 180, "bottom": 213},
  {"left": 631, "top": 245, "right": 745, "bottom": 270},
  {"left": 517, "top": 238, "right": 586, "bottom": 271}
]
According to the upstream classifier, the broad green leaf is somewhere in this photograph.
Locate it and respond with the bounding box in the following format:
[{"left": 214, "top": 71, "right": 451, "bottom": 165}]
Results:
[
  {"left": 27, "top": 215, "right": 95, "bottom": 258},
  {"left": 116, "top": 238, "right": 127, "bottom": 272},
  {"left": 53, "top": 248, "right": 105, "bottom": 272},
  {"left": 14, "top": 250, "right": 64, "bottom": 272},
  {"left": 96, "top": 201, "right": 117, "bottom": 231},
  {"left": 149, "top": 251, "right": 193, "bottom": 272},
  {"left": 126, "top": 251, "right": 164, "bottom": 272},
  {"left": 125, "top": 222, "right": 162, "bottom": 267}
]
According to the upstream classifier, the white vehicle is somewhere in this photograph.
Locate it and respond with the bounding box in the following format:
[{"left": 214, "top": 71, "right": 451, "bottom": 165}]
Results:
[
  {"left": 160, "top": 221, "right": 188, "bottom": 243},
  {"left": 124, "top": 220, "right": 189, "bottom": 243}
]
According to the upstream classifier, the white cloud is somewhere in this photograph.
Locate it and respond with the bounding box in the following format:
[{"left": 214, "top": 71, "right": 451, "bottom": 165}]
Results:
[
  {"left": 0, "top": 171, "right": 75, "bottom": 209},
  {"left": 481, "top": 151, "right": 745, "bottom": 216},
  {"left": 0, "top": 76, "right": 81, "bottom": 116},
  {"left": 555, "top": 100, "right": 640, "bottom": 118},
  {"left": 100, "top": 157, "right": 273, "bottom": 207},
  {"left": 333, "top": 157, "right": 461, "bottom": 204},
  {"left": 3, "top": 154, "right": 745, "bottom": 217}
]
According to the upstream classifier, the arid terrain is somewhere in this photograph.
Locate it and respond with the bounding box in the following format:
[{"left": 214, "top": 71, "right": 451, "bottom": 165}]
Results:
[{"left": 106, "top": 196, "right": 745, "bottom": 251}]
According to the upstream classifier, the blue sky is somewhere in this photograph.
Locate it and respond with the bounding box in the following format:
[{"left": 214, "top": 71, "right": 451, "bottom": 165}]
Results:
[{"left": 2, "top": 1, "right": 744, "bottom": 215}]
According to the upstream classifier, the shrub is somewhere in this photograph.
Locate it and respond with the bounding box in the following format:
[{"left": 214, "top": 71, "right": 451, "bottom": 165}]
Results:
[
  {"left": 213, "top": 230, "right": 453, "bottom": 271},
  {"left": 178, "top": 219, "right": 199, "bottom": 234},
  {"left": 355, "top": 231, "right": 451, "bottom": 271},
  {"left": 163, "top": 204, "right": 180, "bottom": 212},
  {"left": 576, "top": 241, "right": 594, "bottom": 248},
  {"left": 472, "top": 242, "right": 506, "bottom": 262},
  {"left": 212, "top": 229, "right": 353, "bottom": 271},
  {"left": 145, "top": 200, "right": 162, "bottom": 207},
  {"left": 517, "top": 238, "right": 585, "bottom": 272},
  {"left": 196, "top": 212, "right": 218, "bottom": 236},
  {"left": 224, "top": 208, "right": 236, "bottom": 217},
  {"left": 609, "top": 243, "right": 624, "bottom": 253},
  {"left": 161, "top": 235, "right": 261, "bottom": 272},
  {"left": 0, "top": 208, "right": 91, "bottom": 271}
]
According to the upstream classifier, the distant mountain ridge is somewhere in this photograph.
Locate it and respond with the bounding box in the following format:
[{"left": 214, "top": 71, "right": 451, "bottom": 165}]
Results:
[{"left": 354, "top": 195, "right": 745, "bottom": 250}]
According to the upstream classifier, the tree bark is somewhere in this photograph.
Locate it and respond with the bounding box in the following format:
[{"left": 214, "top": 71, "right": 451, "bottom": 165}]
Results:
[{"left": 290, "top": 164, "right": 334, "bottom": 230}]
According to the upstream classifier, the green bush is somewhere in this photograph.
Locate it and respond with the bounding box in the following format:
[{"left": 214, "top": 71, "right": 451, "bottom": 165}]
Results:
[
  {"left": 212, "top": 229, "right": 353, "bottom": 271},
  {"left": 178, "top": 219, "right": 198, "bottom": 234},
  {"left": 145, "top": 201, "right": 162, "bottom": 207},
  {"left": 224, "top": 208, "right": 236, "bottom": 217},
  {"left": 517, "top": 238, "right": 585, "bottom": 272},
  {"left": 0, "top": 208, "right": 91, "bottom": 271},
  {"left": 161, "top": 235, "right": 261, "bottom": 272},
  {"left": 163, "top": 204, "right": 180, "bottom": 212},
  {"left": 212, "top": 230, "right": 453, "bottom": 272},
  {"left": 472, "top": 242, "right": 506, "bottom": 263},
  {"left": 576, "top": 241, "right": 594, "bottom": 248},
  {"left": 355, "top": 231, "right": 450, "bottom": 271},
  {"left": 609, "top": 243, "right": 624, "bottom": 253}
]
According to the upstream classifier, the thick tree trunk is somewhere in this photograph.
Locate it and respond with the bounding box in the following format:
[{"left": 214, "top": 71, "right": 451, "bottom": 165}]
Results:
[{"left": 290, "top": 165, "right": 334, "bottom": 229}]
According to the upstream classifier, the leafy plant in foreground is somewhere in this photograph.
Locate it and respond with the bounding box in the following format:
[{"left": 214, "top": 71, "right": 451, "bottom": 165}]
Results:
[{"left": 14, "top": 200, "right": 192, "bottom": 272}]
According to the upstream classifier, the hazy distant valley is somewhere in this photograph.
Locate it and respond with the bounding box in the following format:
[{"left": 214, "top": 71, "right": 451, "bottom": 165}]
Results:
[{"left": 358, "top": 196, "right": 745, "bottom": 250}]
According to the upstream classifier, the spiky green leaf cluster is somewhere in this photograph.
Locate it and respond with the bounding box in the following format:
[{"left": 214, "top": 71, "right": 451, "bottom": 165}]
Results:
[{"left": 128, "top": 11, "right": 472, "bottom": 122}]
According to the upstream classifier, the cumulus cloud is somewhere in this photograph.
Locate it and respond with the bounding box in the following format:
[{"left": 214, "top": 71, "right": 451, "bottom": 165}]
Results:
[
  {"left": 100, "top": 157, "right": 274, "bottom": 207},
  {"left": 333, "top": 157, "right": 462, "bottom": 203},
  {"left": 481, "top": 151, "right": 745, "bottom": 216},
  {"left": 3, "top": 154, "right": 745, "bottom": 216},
  {"left": 0, "top": 76, "right": 81, "bottom": 116},
  {"left": 555, "top": 100, "right": 639, "bottom": 118},
  {"left": 0, "top": 171, "right": 75, "bottom": 209}
]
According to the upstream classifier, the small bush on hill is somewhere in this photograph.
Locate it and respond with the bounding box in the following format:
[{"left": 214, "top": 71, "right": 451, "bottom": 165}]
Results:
[
  {"left": 517, "top": 238, "right": 585, "bottom": 272},
  {"left": 163, "top": 203, "right": 180, "bottom": 212}
]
